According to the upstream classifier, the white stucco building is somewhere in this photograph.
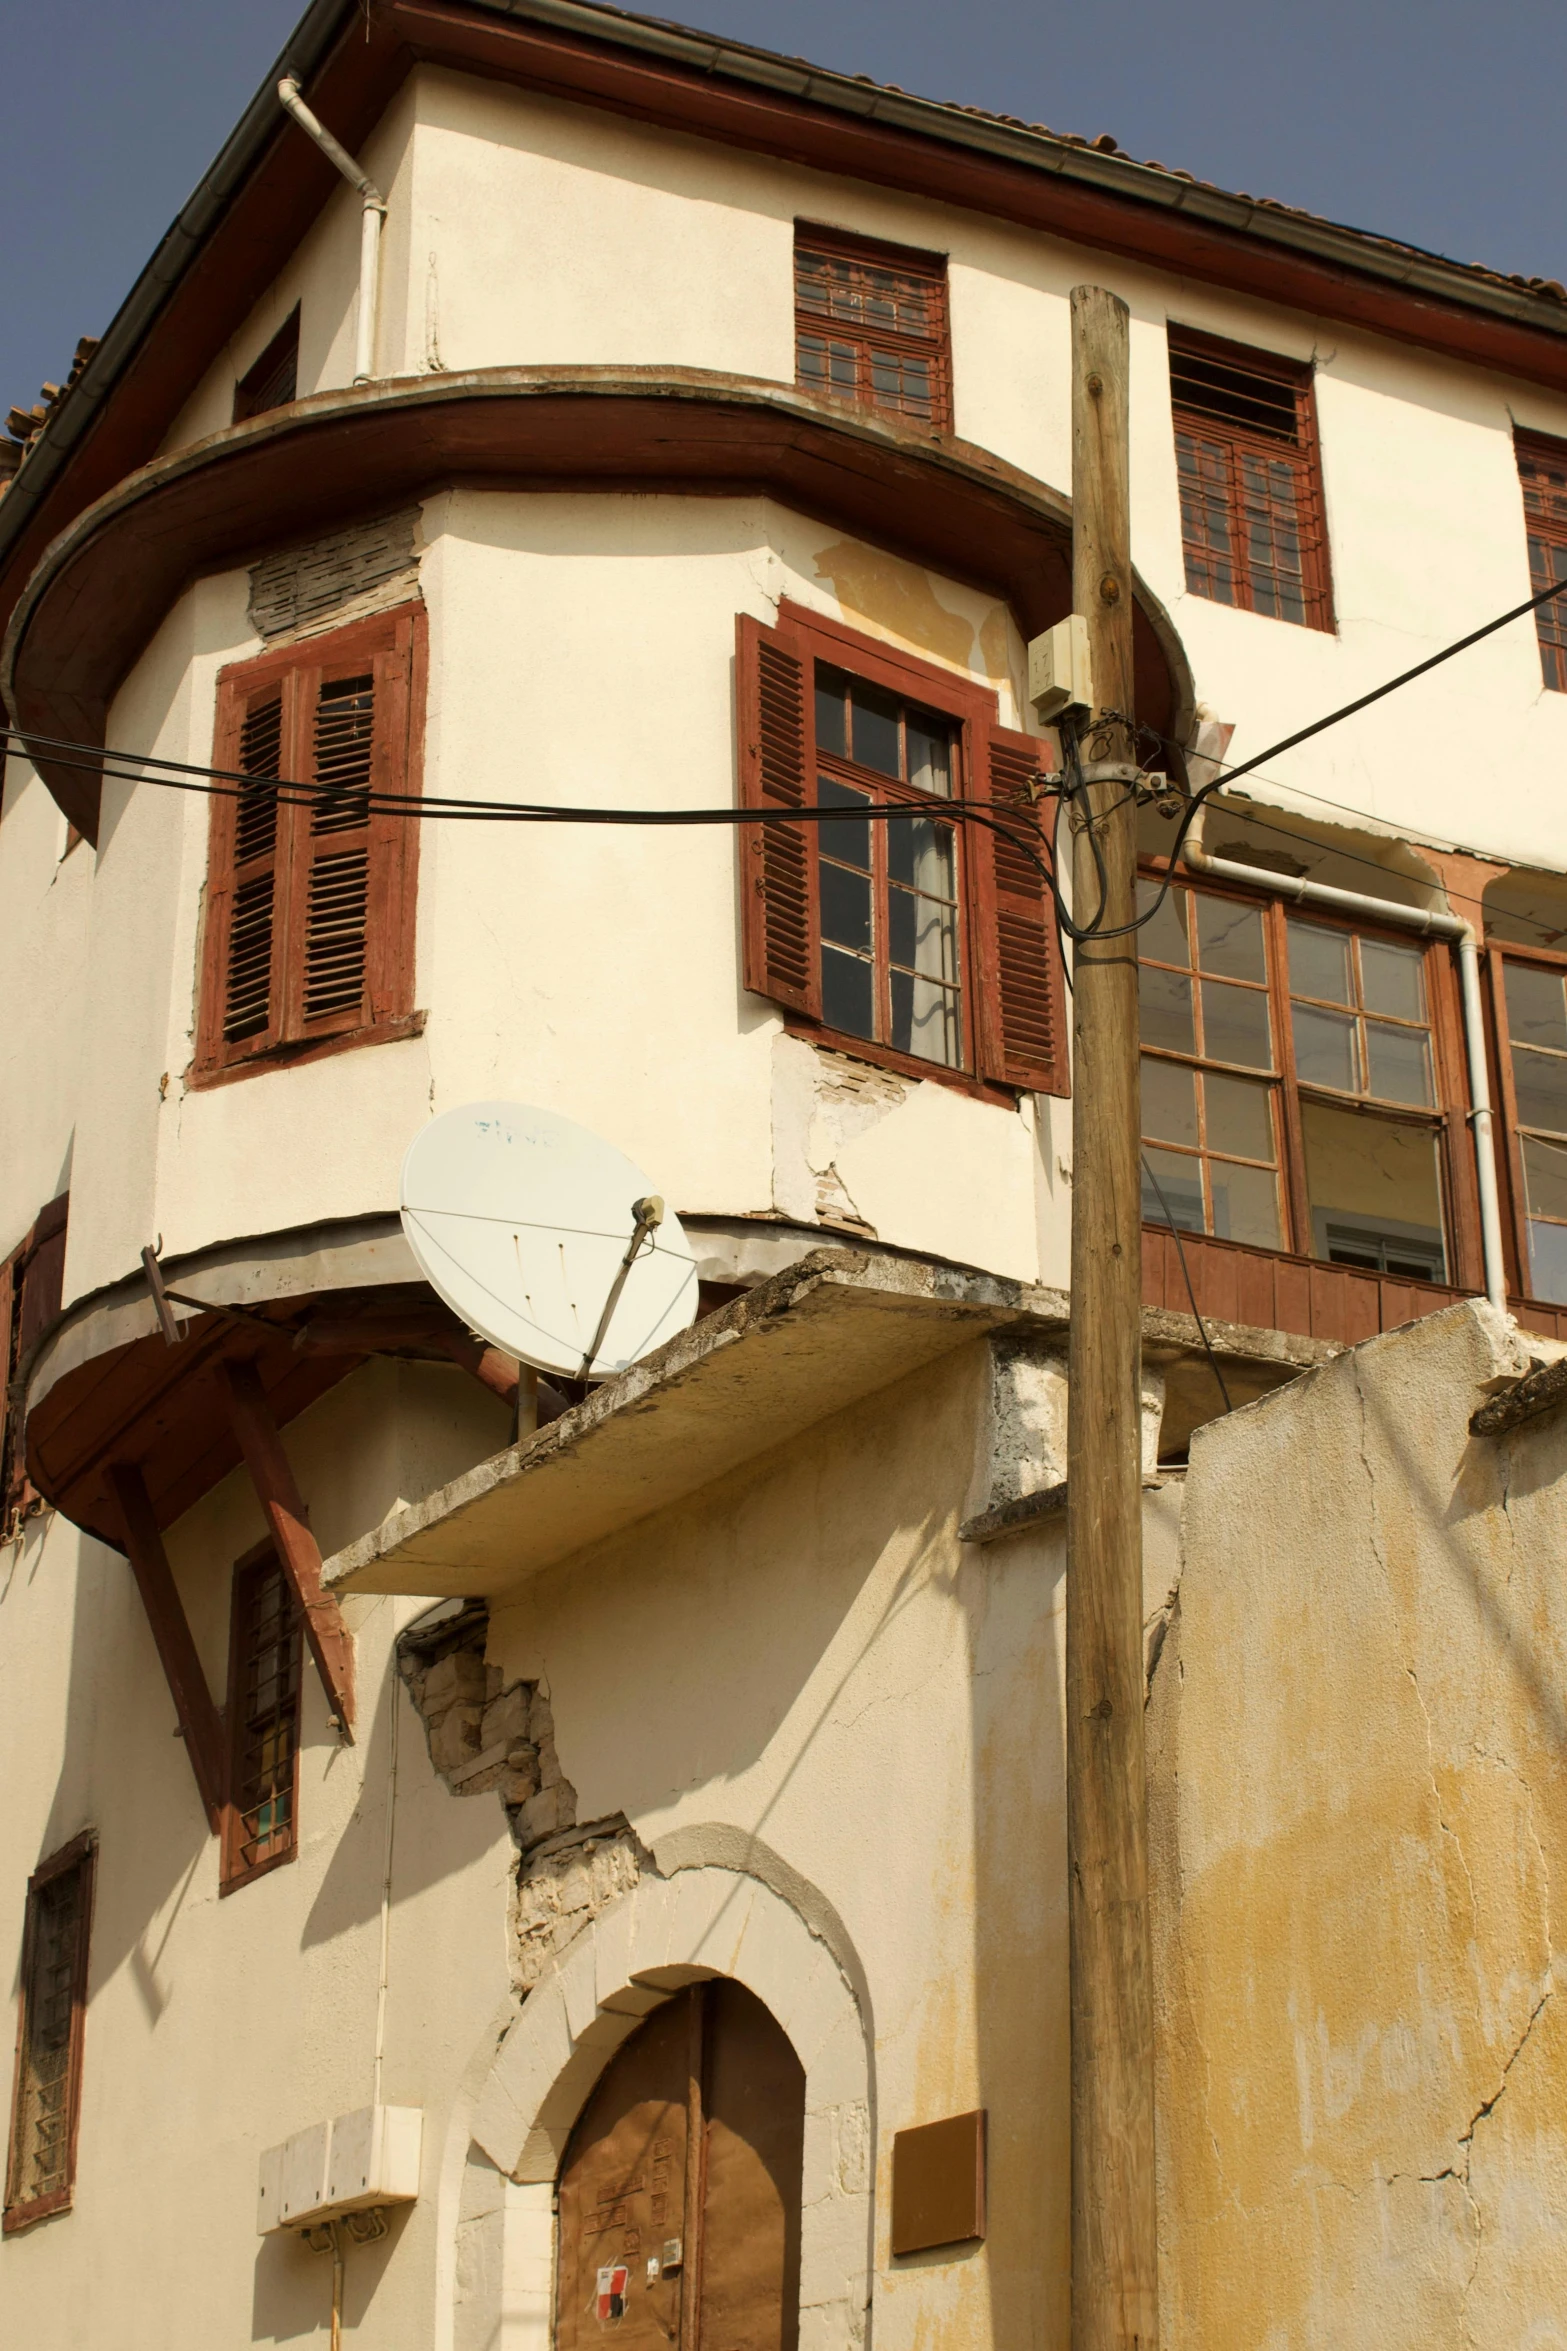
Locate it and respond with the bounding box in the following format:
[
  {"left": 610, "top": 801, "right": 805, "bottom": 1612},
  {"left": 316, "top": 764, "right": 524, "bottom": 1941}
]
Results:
[{"left": 4, "top": 3, "right": 1567, "bottom": 2343}]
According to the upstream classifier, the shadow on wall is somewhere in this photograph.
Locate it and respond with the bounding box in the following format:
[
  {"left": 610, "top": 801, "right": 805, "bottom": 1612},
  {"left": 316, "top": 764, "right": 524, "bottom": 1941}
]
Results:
[{"left": 253, "top": 2197, "right": 413, "bottom": 2344}]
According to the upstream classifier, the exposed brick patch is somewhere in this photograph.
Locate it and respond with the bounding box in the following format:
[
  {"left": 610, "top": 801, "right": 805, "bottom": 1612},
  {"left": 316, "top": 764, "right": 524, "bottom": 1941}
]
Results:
[
  {"left": 398, "top": 1600, "right": 577, "bottom": 1844},
  {"left": 511, "top": 1819, "right": 651, "bottom": 1992}
]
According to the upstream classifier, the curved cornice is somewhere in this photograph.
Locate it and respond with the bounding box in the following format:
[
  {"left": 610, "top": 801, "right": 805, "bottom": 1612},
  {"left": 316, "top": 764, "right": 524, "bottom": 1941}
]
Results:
[{"left": 2, "top": 366, "right": 1194, "bottom": 839}]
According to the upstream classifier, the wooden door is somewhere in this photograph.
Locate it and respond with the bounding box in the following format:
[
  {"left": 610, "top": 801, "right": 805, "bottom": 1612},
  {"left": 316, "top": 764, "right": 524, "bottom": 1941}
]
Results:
[{"left": 555, "top": 1982, "right": 805, "bottom": 2351}]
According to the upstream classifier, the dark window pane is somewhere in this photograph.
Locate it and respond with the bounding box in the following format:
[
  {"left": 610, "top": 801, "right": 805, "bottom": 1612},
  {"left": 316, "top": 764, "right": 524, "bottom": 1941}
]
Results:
[
  {"left": 1293, "top": 1002, "right": 1358, "bottom": 1091},
  {"left": 821, "top": 861, "right": 873, "bottom": 952},
  {"left": 1523, "top": 1132, "right": 1567, "bottom": 1221},
  {"left": 1141, "top": 1057, "right": 1198, "bottom": 1147},
  {"left": 818, "top": 775, "right": 871, "bottom": 868},
  {"left": 1360, "top": 938, "right": 1425, "bottom": 1021},
  {"left": 1203, "top": 1071, "right": 1275, "bottom": 1161},
  {"left": 1194, "top": 895, "right": 1266, "bottom": 982},
  {"left": 1139, "top": 965, "right": 1195, "bottom": 1054},
  {"left": 1512, "top": 1044, "right": 1567, "bottom": 1134},
  {"left": 1136, "top": 880, "right": 1190, "bottom": 969},
  {"left": 1505, "top": 960, "right": 1567, "bottom": 1052},
  {"left": 1201, "top": 978, "right": 1272, "bottom": 1068},
  {"left": 849, "top": 679, "right": 901, "bottom": 778},
  {"left": 1141, "top": 1146, "right": 1205, "bottom": 1231},
  {"left": 815, "top": 666, "right": 849, "bottom": 758},
  {"left": 1209, "top": 1159, "right": 1282, "bottom": 1248},
  {"left": 1288, "top": 919, "right": 1353, "bottom": 1004},
  {"left": 822, "top": 944, "right": 874, "bottom": 1039},
  {"left": 1365, "top": 1021, "right": 1434, "bottom": 1106}
]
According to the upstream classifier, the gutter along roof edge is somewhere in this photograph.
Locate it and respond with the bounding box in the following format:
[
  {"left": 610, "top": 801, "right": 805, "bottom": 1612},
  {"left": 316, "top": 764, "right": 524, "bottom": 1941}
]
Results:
[
  {"left": 473, "top": 0, "right": 1567, "bottom": 337},
  {"left": 5, "top": 0, "right": 1567, "bottom": 597}
]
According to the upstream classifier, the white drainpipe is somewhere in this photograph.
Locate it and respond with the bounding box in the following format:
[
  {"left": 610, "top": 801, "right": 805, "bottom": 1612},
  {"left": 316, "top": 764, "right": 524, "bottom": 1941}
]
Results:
[
  {"left": 277, "top": 77, "right": 386, "bottom": 386},
  {"left": 1183, "top": 799, "right": 1507, "bottom": 1311}
]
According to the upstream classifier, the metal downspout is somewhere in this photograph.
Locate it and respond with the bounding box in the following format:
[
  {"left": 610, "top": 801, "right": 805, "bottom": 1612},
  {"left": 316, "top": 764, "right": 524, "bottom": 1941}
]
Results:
[{"left": 277, "top": 77, "right": 386, "bottom": 385}]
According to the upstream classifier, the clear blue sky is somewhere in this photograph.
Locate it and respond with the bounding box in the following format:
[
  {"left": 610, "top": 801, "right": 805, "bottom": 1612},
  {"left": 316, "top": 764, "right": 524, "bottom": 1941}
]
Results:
[{"left": 3, "top": 0, "right": 1562, "bottom": 419}]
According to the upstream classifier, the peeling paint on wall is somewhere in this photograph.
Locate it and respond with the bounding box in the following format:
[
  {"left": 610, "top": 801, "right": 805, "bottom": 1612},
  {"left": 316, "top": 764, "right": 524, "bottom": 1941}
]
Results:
[{"left": 771, "top": 1034, "right": 908, "bottom": 1233}]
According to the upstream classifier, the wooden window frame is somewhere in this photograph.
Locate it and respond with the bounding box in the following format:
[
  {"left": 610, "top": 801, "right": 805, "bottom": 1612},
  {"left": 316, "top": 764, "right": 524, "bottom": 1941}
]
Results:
[
  {"left": 191, "top": 602, "right": 426, "bottom": 1089},
  {"left": 1485, "top": 935, "right": 1567, "bottom": 1307},
  {"left": 233, "top": 306, "right": 300, "bottom": 425},
  {"left": 1139, "top": 855, "right": 1481, "bottom": 1290},
  {"left": 219, "top": 1542, "right": 303, "bottom": 1897},
  {"left": 0, "top": 1193, "right": 68, "bottom": 1542},
  {"left": 738, "top": 599, "right": 1068, "bottom": 1103},
  {"left": 4, "top": 1831, "right": 96, "bottom": 2235},
  {"left": 1168, "top": 323, "right": 1334, "bottom": 633},
  {"left": 794, "top": 222, "right": 953, "bottom": 434},
  {"left": 1515, "top": 429, "right": 1567, "bottom": 693}
]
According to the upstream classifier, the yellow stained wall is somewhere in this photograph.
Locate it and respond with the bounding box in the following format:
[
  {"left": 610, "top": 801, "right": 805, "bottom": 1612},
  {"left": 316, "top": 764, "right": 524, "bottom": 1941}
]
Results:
[{"left": 1151, "top": 1298, "right": 1567, "bottom": 2345}]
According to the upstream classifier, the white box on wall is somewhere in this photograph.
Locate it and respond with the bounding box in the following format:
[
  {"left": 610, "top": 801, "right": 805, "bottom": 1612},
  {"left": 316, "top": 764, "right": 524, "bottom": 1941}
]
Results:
[
  {"left": 259, "top": 2106, "right": 424, "bottom": 2234},
  {"left": 327, "top": 2105, "right": 423, "bottom": 2212}
]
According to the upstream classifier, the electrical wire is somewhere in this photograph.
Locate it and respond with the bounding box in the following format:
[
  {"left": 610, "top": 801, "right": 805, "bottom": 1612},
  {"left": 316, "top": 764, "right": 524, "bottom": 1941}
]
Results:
[{"left": 5, "top": 559, "right": 1567, "bottom": 954}]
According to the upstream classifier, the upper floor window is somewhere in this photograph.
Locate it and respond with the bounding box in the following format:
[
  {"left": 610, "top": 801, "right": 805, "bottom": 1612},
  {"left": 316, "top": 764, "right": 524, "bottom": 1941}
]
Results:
[
  {"left": 1169, "top": 326, "right": 1333, "bottom": 632},
  {"left": 1139, "top": 876, "right": 1458, "bottom": 1282},
  {"left": 194, "top": 604, "right": 425, "bottom": 1086},
  {"left": 737, "top": 603, "right": 1067, "bottom": 1098},
  {"left": 794, "top": 225, "right": 952, "bottom": 432},
  {"left": 1516, "top": 431, "right": 1567, "bottom": 693},
  {"left": 233, "top": 306, "right": 300, "bottom": 424},
  {"left": 5, "top": 1833, "right": 95, "bottom": 2234}
]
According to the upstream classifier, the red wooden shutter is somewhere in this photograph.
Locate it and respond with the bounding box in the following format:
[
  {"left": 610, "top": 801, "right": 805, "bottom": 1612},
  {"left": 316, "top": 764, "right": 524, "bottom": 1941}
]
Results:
[
  {"left": 736, "top": 613, "right": 822, "bottom": 1020},
  {"left": 202, "top": 679, "right": 288, "bottom": 1066},
  {"left": 972, "top": 723, "right": 1069, "bottom": 1095},
  {"left": 287, "top": 657, "right": 376, "bottom": 1041}
]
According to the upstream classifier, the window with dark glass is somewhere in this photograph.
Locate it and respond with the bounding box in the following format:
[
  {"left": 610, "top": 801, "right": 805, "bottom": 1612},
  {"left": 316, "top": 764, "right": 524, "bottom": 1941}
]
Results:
[
  {"left": 221, "top": 1549, "right": 302, "bottom": 1893},
  {"left": 1516, "top": 432, "right": 1567, "bottom": 693},
  {"left": 1139, "top": 878, "right": 1452, "bottom": 1280},
  {"left": 1169, "top": 326, "right": 1332, "bottom": 631},
  {"left": 794, "top": 225, "right": 952, "bottom": 431},
  {"left": 5, "top": 1835, "right": 94, "bottom": 2234},
  {"left": 233, "top": 306, "right": 300, "bottom": 424}
]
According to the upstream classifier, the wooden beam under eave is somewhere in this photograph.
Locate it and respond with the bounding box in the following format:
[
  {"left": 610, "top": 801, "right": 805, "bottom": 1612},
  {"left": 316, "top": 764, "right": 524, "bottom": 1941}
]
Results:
[
  {"left": 218, "top": 1357, "right": 356, "bottom": 1740},
  {"left": 107, "top": 1461, "right": 225, "bottom": 1835}
]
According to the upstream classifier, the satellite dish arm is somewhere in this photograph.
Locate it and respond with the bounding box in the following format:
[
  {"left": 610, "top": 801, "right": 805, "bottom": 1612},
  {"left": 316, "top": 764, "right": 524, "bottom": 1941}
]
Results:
[{"left": 579, "top": 1197, "right": 664, "bottom": 1381}]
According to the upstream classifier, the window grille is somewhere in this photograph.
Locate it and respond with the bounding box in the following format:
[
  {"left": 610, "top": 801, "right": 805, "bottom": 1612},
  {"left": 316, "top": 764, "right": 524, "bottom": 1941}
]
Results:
[
  {"left": 222, "top": 1548, "right": 303, "bottom": 1892},
  {"left": 1516, "top": 432, "right": 1567, "bottom": 693},
  {"left": 794, "top": 225, "right": 952, "bottom": 432},
  {"left": 1169, "top": 327, "right": 1333, "bottom": 631},
  {"left": 5, "top": 1835, "right": 94, "bottom": 2233}
]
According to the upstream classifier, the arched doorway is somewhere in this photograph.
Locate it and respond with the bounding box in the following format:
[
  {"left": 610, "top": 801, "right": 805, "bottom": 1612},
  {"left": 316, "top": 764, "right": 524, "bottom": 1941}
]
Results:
[{"left": 554, "top": 1981, "right": 805, "bottom": 2351}]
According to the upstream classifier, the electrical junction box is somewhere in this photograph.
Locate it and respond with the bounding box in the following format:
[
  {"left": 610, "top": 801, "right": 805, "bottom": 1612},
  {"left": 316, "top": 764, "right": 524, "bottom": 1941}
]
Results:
[
  {"left": 1027, "top": 616, "right": 1094, "bottom": 721},
  {"left": 258, "top": 2105, "right": 423, "bottom": 2234}
]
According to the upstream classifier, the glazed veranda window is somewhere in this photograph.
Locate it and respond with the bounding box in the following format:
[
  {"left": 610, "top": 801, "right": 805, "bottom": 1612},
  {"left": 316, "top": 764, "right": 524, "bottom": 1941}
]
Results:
[{"left": 1139, "top": 877, "right": 1454, "bottom": 1281}]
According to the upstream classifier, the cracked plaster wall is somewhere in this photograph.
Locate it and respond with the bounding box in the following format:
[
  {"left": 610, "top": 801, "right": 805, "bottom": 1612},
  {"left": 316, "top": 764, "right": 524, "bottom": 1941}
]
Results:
[{"left": 1151, "top": 1298, "right": 1567, "bottom": 2346}]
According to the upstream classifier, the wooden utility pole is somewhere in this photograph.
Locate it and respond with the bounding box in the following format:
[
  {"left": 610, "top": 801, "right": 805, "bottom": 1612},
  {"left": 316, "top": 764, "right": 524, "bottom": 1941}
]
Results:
[{"left": 1064, "top": 284, "right": 1159, "bottom": 2351}]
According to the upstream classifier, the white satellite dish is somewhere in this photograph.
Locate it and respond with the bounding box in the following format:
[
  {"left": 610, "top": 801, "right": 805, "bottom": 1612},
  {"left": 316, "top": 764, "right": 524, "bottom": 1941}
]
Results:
[{"left": 399, "top": 1102, "right": 699, "bottom": 1382}]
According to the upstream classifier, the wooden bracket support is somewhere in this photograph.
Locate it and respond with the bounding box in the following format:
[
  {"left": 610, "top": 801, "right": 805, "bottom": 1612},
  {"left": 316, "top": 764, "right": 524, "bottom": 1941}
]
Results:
[
  {"left": 218, "top": 1357, "right": 356, "bottom": 1740},
  {"left": 107, "top": 1462, "right": 225, "bottom": 1835}
]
